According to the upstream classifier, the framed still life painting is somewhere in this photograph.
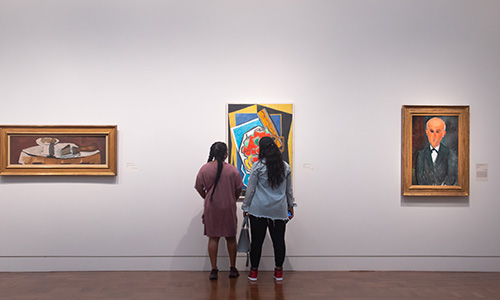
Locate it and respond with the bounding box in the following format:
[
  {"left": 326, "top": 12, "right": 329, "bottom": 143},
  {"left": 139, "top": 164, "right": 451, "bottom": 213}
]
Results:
[
  {"left": 401, "top": 106, "right": 469, "bottom": 196},
  {"left": 0, "top": 125, "right": 117, "bottom": 176},
  {"left": 227, "top": 104, "right": 293, "bottom": 193}
]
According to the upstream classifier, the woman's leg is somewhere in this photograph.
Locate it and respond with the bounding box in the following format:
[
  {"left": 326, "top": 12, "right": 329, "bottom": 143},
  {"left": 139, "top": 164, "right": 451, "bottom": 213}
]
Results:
[
  {"left": 225, "top": 236, "right": 237, "bottom": 268},
  {"left": 208, "top": 237, "right": 220, "bottom": 270},
  {"left": 268, "top": 219, "right": 287, "bottom": 268},
  {"left": 249, "top": 215, "right": 268, "bottom": 269}
]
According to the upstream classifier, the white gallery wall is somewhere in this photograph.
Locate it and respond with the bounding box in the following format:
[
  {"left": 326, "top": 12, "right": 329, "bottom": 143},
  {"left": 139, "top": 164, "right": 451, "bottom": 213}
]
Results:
[{"left": 1, "top": 0, "right": 499, "bottom": 272}]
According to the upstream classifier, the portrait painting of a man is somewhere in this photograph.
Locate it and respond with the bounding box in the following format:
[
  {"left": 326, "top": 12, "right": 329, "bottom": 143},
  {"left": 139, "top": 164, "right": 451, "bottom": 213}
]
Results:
[
  {"left": 402, "top": 106, "right": 469, "bottom": 196},
  {"left": 414, "top": 117, "right": 458, "bottom": 185}
]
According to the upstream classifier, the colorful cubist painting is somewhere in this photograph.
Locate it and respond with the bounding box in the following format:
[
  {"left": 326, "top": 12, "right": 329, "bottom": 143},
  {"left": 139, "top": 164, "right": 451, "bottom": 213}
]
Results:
[{"left": 227, "top": 104, "right": 293, "bottom": 190}]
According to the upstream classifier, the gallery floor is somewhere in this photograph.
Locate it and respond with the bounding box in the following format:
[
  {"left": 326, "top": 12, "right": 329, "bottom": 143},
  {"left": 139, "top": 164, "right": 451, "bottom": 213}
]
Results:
[{"left": 1, "top": 270, "right": 500, "bottom": 299}]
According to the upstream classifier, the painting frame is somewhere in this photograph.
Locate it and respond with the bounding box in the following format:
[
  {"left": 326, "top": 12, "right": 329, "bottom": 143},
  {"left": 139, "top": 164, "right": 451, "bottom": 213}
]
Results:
[
  {"left": 402, "top": 105, "right": 469, "bottom": 196},
  {"left": 0, "top": 125, "right": 117, "bottom": 176}
]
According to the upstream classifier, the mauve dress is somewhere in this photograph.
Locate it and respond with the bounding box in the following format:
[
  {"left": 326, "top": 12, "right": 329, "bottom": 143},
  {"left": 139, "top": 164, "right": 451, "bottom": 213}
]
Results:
[{"left": 195, "top": 162, "right": 243, "bottom": 237}]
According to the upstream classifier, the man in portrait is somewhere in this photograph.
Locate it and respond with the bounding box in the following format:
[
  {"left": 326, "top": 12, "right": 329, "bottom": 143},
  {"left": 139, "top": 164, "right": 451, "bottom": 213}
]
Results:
[{"left": 415, "top": 117, "right": 458, "bottom": 185}]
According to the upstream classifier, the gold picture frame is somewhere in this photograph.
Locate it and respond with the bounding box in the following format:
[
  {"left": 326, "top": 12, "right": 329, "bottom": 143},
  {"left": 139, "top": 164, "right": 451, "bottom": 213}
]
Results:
[
  {"left": 0, "top": 125, "right": 117, "bottom": 176},
  {"left": 402, "top": 106, "right": 469, "bottom": 196}
]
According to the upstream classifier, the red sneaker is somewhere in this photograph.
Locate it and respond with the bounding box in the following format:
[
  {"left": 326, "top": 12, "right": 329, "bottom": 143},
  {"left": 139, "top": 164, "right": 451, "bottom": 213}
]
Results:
[
  {"left": 248, "top": 268, "right": 258, "bottom": 281},
  {"left": 273, "top": 268, "right": 283, "bottom": 281}
]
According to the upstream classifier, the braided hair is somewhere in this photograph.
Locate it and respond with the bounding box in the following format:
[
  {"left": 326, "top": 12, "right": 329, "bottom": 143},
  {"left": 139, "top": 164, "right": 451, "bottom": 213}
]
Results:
[
  {"left": 207, "top": 141, "right": 228, "bottom": 201},
  {"left": 258, "top": 137, "right": 285, "bottom": 189}
]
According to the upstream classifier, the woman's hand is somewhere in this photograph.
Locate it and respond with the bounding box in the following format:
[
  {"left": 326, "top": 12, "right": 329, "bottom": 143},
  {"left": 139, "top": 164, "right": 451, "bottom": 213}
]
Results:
[
  {"left": 243, "top": 211, "right": 248, "bottom": 217},
  {"left": 288, "top": 207, "right": 294, "bottom": 220}
]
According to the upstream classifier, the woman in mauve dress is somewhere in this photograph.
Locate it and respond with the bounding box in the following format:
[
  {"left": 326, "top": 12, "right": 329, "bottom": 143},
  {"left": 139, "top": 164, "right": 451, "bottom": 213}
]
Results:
[{"left": 195, "top": 141, "right": 243, "bottom": 280}]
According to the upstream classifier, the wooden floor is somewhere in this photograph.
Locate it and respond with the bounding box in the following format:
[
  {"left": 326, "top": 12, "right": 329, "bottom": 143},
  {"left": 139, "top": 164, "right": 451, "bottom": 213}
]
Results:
[{"left": 1, "top": 271, "right": 500, "bottom": 300}]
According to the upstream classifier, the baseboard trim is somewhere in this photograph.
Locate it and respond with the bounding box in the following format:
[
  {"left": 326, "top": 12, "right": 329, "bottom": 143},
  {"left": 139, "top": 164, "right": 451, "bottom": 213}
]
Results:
[{"left": 1, "top": 255, "right": 499, "bottom": 272}]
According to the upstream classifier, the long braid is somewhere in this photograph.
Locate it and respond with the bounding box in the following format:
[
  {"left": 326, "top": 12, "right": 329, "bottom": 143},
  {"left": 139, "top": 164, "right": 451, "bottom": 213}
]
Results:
[
  {"left": 208, "top": 142, "right": 227, "bottom": 201},
  {"left": 207, "top": 143, "right": 216, "bottom": 163}
]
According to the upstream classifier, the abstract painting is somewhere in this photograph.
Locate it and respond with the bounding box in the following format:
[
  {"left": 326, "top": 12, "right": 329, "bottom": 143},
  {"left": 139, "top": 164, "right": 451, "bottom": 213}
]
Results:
[{"left": 227, "top": 104, "right": 293, "bottom": 190}]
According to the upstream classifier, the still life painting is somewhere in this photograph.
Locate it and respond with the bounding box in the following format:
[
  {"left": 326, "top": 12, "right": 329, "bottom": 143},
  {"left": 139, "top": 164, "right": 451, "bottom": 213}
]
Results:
[{"left": 0, "top": 125, "right": 117, "bottom": 176}]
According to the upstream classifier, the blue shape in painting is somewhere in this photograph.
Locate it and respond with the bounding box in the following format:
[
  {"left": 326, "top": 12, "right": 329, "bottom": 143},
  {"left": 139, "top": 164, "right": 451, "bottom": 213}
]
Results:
[
  {"left": 231, "top": 113, "right": 282, "bottom": 187},
  {"left": 235, "top": 114, "right": 282, "bottom": 134},
  {"left": 231, "top": 118, "right": 262, "bottom": 186}
]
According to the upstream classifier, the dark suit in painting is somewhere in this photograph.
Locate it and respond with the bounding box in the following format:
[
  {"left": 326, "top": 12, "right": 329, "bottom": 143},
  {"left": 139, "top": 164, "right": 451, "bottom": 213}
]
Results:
[{"left": 416, "top": 143, "right": 458, "bottom": 185}]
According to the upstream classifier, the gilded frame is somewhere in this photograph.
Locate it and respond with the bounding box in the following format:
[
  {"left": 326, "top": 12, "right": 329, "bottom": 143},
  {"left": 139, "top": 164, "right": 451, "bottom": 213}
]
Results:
[
  {"left": 0, "top": 125, "right": 117, "bottom": 176},
  {"left": 402, "top": 106, "right": 469, "bottom": 196}
]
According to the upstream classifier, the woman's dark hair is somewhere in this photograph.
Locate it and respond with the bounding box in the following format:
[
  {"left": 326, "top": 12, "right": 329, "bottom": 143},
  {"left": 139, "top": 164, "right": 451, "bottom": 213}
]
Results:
[
  {"left": 258, "top": 136, "right": 285, "bottom": 189},
  {"left": 207, "top": 141, "right": 227, "bottom": 201}
]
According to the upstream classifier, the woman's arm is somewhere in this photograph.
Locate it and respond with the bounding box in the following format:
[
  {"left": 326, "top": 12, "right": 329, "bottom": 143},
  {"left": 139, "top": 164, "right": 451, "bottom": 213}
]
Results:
[
  {"left": 194, "top": 170, "right": 207, "bottom": 199},
  {"left": 241, "top": 163, "right": 259, "bottom": 213},
  {"left": 285, "top": 167, "right": 294, "bottom": 219},
  {"left": 235, "top": 187, "right": 242, "bottom": 201}
]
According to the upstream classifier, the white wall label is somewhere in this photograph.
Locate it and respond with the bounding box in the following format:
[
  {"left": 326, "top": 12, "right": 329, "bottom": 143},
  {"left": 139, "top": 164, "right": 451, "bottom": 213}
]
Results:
[
  {"left": 126, "top": 162, "right": 139, "bottom": 172},
  {"left": 303, "top": 163, "right": 314, "bottom": 170},
  {"left": 476, "top": 164, "right": 488, "bottom": 181}
]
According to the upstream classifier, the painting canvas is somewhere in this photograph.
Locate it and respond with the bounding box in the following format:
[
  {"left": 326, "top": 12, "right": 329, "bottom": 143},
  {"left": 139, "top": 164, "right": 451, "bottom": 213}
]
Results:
[
  {"left": 411, "top": 115, "right": 459, "bottom": 186},
  {"left": 0, "top": 125, "right": 117, "bottom": 176},
  {"left": 402, "top": 106, "right": 469, "bottom": 196},
  {"left": 227, "top": 104, "right": 293, "bottom": 191},
  {"left": 10, "top": 135, "right": 107, "bottom": 166}
]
